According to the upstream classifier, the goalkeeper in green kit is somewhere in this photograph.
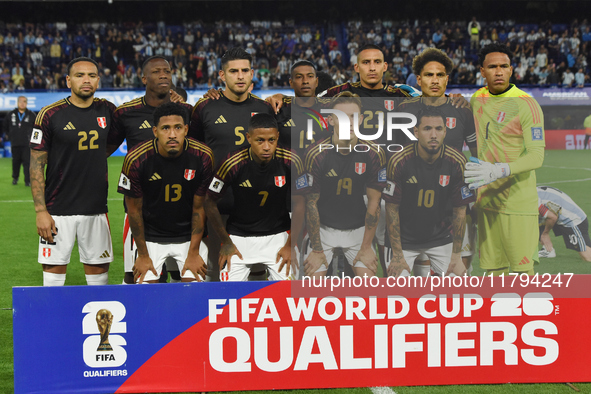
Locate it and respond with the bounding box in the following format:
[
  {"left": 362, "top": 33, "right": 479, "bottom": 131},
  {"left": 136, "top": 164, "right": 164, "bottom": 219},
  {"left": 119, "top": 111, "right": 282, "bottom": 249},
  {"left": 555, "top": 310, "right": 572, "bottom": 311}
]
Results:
[{"left": 464, "top": 43, "right": 545, "bottom": 276}]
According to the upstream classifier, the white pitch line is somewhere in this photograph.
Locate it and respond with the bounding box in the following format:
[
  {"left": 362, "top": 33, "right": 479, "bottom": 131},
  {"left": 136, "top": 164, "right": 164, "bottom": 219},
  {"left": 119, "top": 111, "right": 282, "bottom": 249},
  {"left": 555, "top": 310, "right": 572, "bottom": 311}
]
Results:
[
  {"left": 541, "top": 177, "right": 591, "bottom": 185},
  {"left": 543, "top": 165, "right": 591, "bottom": 171},
  {"left": 370, "top": 387, "right": 396, "bottom": 394}
]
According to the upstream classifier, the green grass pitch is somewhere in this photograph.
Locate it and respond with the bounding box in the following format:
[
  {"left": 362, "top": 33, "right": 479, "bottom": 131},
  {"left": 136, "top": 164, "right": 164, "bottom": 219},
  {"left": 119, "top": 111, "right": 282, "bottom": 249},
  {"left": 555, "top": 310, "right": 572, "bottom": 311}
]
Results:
[{"left": 1, "top": 150, "right": 590, "bottom": 393}]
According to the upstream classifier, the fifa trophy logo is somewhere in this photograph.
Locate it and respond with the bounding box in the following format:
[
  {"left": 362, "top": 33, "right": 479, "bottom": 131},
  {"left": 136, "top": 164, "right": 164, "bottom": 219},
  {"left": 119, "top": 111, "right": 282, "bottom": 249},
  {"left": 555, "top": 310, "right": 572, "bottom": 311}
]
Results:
[{"left": 96, "top": 309, "right": 114, "bottom": 351}]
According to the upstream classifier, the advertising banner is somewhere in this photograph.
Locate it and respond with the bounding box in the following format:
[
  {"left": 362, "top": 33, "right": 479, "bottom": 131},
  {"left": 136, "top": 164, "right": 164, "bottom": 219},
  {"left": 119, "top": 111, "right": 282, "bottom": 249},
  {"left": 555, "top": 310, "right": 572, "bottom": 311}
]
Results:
[
  {"left": 545, "top": 129, "right": 590, "bottom": 150},
  {"left": 13, "top": 275, "right": 591, "bottom": 393}
]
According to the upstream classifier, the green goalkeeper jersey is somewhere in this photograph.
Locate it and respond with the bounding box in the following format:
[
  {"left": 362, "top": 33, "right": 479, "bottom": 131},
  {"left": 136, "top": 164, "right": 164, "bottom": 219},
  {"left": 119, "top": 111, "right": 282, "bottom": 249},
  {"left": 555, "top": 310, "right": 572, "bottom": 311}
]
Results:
[{"left": 471, "top": 84, "right": 545, "bottom": 215}]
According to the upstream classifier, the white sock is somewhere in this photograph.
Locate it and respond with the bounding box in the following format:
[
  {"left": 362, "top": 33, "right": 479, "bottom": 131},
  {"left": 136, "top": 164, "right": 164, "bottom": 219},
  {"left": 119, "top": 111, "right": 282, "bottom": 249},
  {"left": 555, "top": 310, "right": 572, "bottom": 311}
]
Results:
[
  {"left": 86, "top": 272, "right": 108, "bottom": 286},
  {"left": 43, "top": 272, "right": 66, "bottom": 286},
  {"left": 413, "top": 264, "right": 431, "bottom": 277}
]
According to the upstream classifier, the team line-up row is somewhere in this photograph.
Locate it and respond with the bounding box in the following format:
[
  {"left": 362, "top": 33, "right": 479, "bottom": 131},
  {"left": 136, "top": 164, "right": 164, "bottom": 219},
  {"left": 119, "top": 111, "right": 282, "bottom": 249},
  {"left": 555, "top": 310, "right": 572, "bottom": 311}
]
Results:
[{"left": 27, "top": 43, "right": 591, "bottom": 287}]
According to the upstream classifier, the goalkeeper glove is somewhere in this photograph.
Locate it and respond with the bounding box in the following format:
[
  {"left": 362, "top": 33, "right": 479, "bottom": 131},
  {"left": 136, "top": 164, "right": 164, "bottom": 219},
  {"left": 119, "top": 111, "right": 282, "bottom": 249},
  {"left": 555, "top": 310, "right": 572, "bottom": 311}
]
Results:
[
  {"left": 394, "top": 83, "right": 421, "bottom": 97},
  {"left": 464, "top": 157, "right": 510, "bottom": 190}
]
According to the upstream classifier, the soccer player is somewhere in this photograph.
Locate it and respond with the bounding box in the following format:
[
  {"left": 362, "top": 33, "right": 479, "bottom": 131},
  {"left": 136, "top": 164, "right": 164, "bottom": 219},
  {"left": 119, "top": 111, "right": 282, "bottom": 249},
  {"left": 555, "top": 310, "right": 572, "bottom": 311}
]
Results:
[
  {"left": 465, "top": 43, "right": 545, "bottom": 276},
  {"left": 275, "top": 60, "right": 332, "bottom": 158},
  {"left": 303, "top": 92, "right": 386, "bottom": 277},
  {"left": 584, "top": 113, "right": 591, "bottom": 149},
  {"left": 189, "top": 47, "right": 275, "bottom": 281},
  {"left": 189, "top": 47, "right": 275, "bottom": 167},
  {"left": 107, "top": 56, "right": 194, "bottom": 284},
  {"left": 316, "top": 44, "right": 419, "bottom": 275},
  {"left": 3, "top": 96, "right": 35, "bottom": 186},
  {"left": 318, "top": 44, "right": 418, "bottom": 101},
  {"left": 118, "top": 102, "right": 213, "bottom": 283},
  {"left": 204, "top": 113, "right": 305, "bottom": 281},
  {"left": 398, "top": 48, "right": 478, "bottom": 275},
  {"left": 537, "top": 186, "right": 591, "bottom": 262},
  {"left": 384, "top": 107, "right": 474, "bottom": 277},
  {"left": 30, "top": 57, "right": 115, "bottom": 286}
]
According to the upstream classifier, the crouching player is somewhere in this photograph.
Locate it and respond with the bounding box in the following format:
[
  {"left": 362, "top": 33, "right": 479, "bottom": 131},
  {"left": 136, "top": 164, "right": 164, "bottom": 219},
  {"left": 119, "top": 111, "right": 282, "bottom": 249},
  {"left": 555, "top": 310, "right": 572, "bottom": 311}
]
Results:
[
  {"left": 204, "top": 113, "right": 306, "bottom": 281},
  {"left": 118, "top": 102, "right": 213, "bottom": 283},
  {"left": 302, "top": 92, "right": 386, "bottom": 278},
  {"left": 384, "top": 107, "right": 474, "bottom": 277}
]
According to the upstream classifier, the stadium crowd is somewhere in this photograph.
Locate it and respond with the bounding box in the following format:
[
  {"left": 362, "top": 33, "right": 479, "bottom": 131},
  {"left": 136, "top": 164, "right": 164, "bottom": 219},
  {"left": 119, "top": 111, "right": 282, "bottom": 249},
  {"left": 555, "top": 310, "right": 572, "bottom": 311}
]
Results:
[{"left": 0, "top": 17, "right": 591, "bottom": 92}]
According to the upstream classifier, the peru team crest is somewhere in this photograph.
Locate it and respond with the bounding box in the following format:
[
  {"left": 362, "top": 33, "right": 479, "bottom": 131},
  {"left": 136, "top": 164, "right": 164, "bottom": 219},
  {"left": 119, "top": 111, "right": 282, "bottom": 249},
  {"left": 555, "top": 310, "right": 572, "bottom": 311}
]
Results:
[
  {"left": 274, "top": 176, "right": 286, "bottom": 187},
  {"left": 184, "top": 169, "right": 196, "bottom": 181},
  {"left": 446, "top": 117, "right": 456, "bottom": 129},
  {"left": 496, "top": 112, "right": 506, "bottom": 123},
  {"left": 384, "top": 100, "right": 395, "bottom": 111},
  {"left": 355, "top": 162, "right": 366, "bottom": 175},
  {"left": 42, "top": 248, "right": 51, "bottom": 258},
  {"left": 97, "top": 117, "right": 107, "bottom": 129},
  {"left": 439, "top": 175, "right": 450, "bottom": 187}
]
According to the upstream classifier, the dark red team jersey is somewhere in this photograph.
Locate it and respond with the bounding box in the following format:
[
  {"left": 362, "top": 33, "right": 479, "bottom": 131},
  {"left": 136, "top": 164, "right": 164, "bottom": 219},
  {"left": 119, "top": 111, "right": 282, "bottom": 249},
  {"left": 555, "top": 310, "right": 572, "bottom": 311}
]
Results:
[
  {"left": 318, "top": 81, "right": 417, "bottom": 147},
  {"left": 107, "top": 96, "right": 194, "bottom": 152},
  {"left": 189, "top": 92, "right": 275, "bottom": 165},
  {"left": 275, "top": 96, "right": 332, "bottom": 159},
  {"left": 383, "top": 143, "right": 475, "bottom": 249},
  {"left": 305, "top": 137, "right": 387, "bottom": 230},
  {"left": 397, "top": 96, "right": 477, "bottom": 152},
  {"left": 118, "top": 138, "right": 214, "bottom": 242},
  {"left": 189, "top": 92, "right": 275, "bottom": 214},
  {"left": 30, "top": 97, "right": 116, "bottom": 215},
  {"left": 207, "top": 146, "right": 305, "bottom": 237}
]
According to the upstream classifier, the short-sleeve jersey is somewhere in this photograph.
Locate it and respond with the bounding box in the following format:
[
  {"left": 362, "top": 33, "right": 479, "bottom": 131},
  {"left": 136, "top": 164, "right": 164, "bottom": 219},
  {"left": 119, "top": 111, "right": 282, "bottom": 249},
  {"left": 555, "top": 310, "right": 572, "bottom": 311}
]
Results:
[
  {"left": 118, "top": 138, "right": 214, "bottom": 242},
  {"left": 207, "top": 146, "right": 304, "bottom": 236},
  {"left": 305, "top": 137, "right": 387, "bottom": 230},
  {"left": 471, "top": 84, "right": 545, "bottom": 215},
  {"left": 537, "top": 186, "right": 586, "bottom": 227},
  {"left": 275, "top": 96, "right": 333, "bottom": 159},
  {"left": 189, "top": 93, "right": 275, "bottom": 165},
  {"left": 108, "top": 96, "right": 194, "bottom": 152},
  {"left": 383, "top": 143, "right": 475, "bottom": 249},
  {"left": 318, "top": 82, "right": 419, "bottom": 147},
  {"left": 397, "top": 96, "right": 477, "bottom": 151},
  {"left": 30, "top": 97, "right": 116, "bottom": 215}
]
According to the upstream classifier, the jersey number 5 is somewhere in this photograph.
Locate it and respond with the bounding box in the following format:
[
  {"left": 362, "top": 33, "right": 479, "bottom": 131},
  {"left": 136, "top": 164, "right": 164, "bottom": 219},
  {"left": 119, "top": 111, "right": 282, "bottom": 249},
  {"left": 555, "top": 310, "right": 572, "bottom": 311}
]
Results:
[{"left": 235, "top": 126, "right": 245, "bottom": 145}]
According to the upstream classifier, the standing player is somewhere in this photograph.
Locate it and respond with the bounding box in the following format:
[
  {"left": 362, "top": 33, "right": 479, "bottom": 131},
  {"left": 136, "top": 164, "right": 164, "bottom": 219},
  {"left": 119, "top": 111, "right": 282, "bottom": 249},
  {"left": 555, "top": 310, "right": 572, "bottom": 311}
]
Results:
[
  {"left": 316, "top": 44, "right": 419, "bottom": 274},
  {"left": 398, "top": 48, "right": 478, "bottom": 275},
  {"left": 189, "top": 47, "right": 275, "bottom": 281},
  {"left": 384, "top": 107, "right": 474, "bottom": 277},
  {"left": 204, "top": 113, "right": 305, "bottom": 281},
  {"left": 118, "top": 103, "right": 213, "bottom": 283},
  {"left": 583, "top": 113, "right": 591, "bottom": 149},
  {"left": 303, "top": 92, "right": 386, "bottom": 278},
  {"left": 107, "top": 56, "right": 194, "bottom": 284},
  {"left": 275, "top": 60, "right": 332, "bottom": 158},
  {"left": 465, "top": 43, "right": 545, "bottom": 276},
  {"left": 30, "top": 57, "right": 115, "bottom": 286},
  {"left": 537, "top": 186, "right": 591, "bottom": 262}
]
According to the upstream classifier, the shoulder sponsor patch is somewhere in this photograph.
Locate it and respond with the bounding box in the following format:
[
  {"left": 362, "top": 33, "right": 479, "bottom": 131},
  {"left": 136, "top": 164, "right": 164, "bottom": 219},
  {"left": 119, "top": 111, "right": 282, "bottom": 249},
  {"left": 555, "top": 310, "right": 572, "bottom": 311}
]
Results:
[
  {"left": 118, "top": 173, "right": 131, "bottom": 190},
  {"left": 307, "top": 173, "right": 314, "bottom": 187},
  {"left": 383, "top": 180, "right": 395, "bottom": 196},
  {"left": 209, "top": 177, "right": 224, "bottom": 193},
  {"left": 30, "top": 128, "right": 43, "bottom": 144},
  {"left": 296, "top": 174, "right": 309, "bottom": 190},
  {"left": 461, "top": 186, "right": 473, "bottom": 199},
  {"left": 531, "top": 127, "right": 544, "bottom": 141},
  {"left": 378, "top": 167, "right": 387, "bottom": 182}
]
